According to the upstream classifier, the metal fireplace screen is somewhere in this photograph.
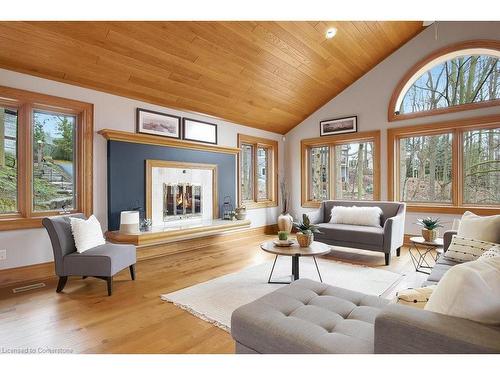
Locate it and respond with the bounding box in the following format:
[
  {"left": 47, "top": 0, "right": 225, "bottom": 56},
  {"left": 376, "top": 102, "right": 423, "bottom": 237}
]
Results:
[{"left": 163, "top": 183, "right": 202, "bottom": 220}]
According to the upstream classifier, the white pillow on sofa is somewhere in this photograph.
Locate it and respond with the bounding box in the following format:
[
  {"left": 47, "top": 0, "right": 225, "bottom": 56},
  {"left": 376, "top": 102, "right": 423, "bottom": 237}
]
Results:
[
  {"left": 329, "top": 206, "right": 383, "bottom": 227},
  {"left": 479, "top": 245, "right": 500, "bottom": 260},
  {"left": 70, "top": 215, "right": 105, "bottom": 253},
  {"left": 443, "top": 235, "right": 497, "bottom": 263},
  {"left": 425, "top": 256, "right": 500, "bottom": 325},
  {"left": 458, "top": 211, "right": 500, "bottom": 244}
]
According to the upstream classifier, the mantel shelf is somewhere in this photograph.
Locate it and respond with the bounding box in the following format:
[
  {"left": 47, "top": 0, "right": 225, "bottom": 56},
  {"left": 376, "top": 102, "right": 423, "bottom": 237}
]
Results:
[
  {"left": 98, "top": 129, "right": 240, "bottom": 155},
  {"left": 106, "top": 219, "right": 251, "bottom": 247}
]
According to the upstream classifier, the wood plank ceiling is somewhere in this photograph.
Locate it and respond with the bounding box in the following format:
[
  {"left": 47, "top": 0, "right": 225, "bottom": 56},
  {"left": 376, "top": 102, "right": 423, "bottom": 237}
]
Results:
[{"left": 0, "top": 22, "right": 423, "bottom": 134}]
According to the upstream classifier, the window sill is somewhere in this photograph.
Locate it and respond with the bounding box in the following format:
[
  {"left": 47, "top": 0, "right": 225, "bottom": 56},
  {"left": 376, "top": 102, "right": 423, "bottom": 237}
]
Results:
[
  {"left": 242, "top": 200, "right": 278, "bottom": 210},
  {"left": 301, "top": 200, "right": 321, "bottom": 209},
  {"left": 0, "top": 212, "right": 81, "bottom": 231},
  {"left": 0, "top": 217, "right": 44, "bottom": 231},
  {"left": 406, "top": 204, "right": 500, "bottom": 216}
]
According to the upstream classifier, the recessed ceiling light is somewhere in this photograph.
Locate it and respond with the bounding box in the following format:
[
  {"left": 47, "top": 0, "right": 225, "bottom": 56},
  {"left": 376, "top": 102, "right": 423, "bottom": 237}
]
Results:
[{"left": 325, "top": 27, "right": 337, "bottom": 39}]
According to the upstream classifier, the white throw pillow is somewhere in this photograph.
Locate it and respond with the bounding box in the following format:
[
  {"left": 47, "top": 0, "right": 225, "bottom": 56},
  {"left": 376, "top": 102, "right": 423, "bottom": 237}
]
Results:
[
  {"left": 443, "top": 235, "right": 496, "bottom": 263},
  {"left": 425, "top": 256, "right": 500, "bottom": 325},
  {"left": 395, "top": 285, "right": 437, "bottom": 309},
  {"left": 329, "top": 206, "right": 382, "bottom": 227},
  {"left": 479, "top": 245, "right": 500, "bottom": 260},
  {"left": 458, "top": 211, "right": 500, "bottom": 244},
  {"left": 70, "top": 215, "right": 105, "bottom": 253}
]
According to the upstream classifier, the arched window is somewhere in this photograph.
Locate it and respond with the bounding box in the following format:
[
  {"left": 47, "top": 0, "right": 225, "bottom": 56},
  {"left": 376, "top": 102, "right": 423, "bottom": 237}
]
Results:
[{"left": 389, "top": 41, "right": 500, "bottom": 121}]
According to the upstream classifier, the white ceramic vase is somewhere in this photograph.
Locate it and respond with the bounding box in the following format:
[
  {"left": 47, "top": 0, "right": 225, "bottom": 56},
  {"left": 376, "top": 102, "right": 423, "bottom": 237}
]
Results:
[{"left": 277, "top": 213, "right": 293, "bottom": 233}]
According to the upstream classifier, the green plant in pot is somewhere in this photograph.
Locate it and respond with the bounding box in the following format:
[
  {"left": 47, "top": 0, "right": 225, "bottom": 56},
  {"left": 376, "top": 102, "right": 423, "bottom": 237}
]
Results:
[
  {"left": 293, "top": 214, "right": 322, "bottom": 247},
  {"left": 416, "top": 217, "right": 443, "bottom": 242},
  {"left": 278, "top": 231, "right": 289, "bottom": 241}
]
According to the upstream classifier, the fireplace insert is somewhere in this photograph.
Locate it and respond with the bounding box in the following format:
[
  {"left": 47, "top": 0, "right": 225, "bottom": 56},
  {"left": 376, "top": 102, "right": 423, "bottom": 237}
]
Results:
[{"left": 163, "top": 183, "right": 202, "bottom": 220}]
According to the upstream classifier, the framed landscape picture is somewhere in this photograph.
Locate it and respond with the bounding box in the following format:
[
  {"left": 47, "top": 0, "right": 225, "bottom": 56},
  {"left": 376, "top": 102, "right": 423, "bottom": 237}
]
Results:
[
  {"left": 136, "top": 108, "right": 181, "bottom": 139},
  {"left": 320, "top": 116, "right": 357, "bottom": 136},
  {"left": 182, "top": 118, "right": 218, "bottom": 144}
]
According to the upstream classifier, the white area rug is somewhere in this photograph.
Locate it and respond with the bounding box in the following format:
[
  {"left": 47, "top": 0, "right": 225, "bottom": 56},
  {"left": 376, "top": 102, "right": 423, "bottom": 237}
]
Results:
[{"left": 161, "top": 257, "right": 403, "bottom": 332}]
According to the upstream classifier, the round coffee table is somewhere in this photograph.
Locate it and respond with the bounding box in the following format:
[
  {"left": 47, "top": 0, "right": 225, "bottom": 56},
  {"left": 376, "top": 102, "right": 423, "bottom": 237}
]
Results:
[
  {"left": 409, "top": 236, "right": 444, "bottom": 275},
  {"left": 260, "top": 240, "right": 331, "bottom": 284}
]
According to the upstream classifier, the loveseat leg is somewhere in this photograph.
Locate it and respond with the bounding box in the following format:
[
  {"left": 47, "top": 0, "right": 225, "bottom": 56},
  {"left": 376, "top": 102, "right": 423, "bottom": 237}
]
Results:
[
  {"left": 396, "top": 247, "right": 401, "bottom": 257},
  {"left": 384, "top": 253, "right": 390, "bottom": 266},
  {"left": 56, "top": 276, "right": 68, "bottom": 293},
  {"left": 129, "top": 264, "right": 136, "bottom": 280},
  {"left": 106, "top": 277, "right": 113, "bottom": 296}
]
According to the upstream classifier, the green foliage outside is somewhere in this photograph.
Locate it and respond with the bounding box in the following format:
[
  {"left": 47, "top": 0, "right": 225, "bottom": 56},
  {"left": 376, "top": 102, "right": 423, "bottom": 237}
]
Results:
[
  {"left": 0, "top": 112, "right": 75, "bottom": 214},
  {"left": 52, "top": 118, "right": 74, "bottom": 161},
  {"left": 0, "top": 153, "right": 17, "bottom": 212}
]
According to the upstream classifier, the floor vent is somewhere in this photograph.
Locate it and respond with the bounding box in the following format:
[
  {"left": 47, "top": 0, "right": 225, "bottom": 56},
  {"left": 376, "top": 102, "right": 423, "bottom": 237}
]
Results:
[{"left": 12, "top": 283, "right": 46, "bottom": 293}]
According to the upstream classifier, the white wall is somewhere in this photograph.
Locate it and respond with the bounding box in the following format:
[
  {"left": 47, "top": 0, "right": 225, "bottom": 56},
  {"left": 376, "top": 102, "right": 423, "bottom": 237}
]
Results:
[
  {"left": 0, "top": 68, "right": 284, "bottom": 270},
  {"left": 285, "top": 21, "right": 500, "bottom": 234}
]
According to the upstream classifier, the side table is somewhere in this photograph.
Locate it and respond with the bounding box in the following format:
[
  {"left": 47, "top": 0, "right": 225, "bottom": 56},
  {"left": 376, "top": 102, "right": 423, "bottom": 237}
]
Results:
[{"left": 409, "top": 236, "right": 444, "bottom": 275}]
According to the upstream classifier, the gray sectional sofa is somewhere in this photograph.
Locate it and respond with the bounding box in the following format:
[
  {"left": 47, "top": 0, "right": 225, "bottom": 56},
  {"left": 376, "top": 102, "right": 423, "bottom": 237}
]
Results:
[
  {"left": 309, "top": 200, "right": 406, "bottom": 265},
  {"left": 231, "top": 230, "right": 500, "bottom": 354}
]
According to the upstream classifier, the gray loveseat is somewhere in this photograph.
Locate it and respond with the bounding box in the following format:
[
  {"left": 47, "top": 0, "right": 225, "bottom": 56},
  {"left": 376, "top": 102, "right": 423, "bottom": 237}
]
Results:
[
  {"left": 231, "top": 232, "right": 500, "bottom": 354},
  {"left": 309, "top": 200, "right": 406, "bottom": 265}
]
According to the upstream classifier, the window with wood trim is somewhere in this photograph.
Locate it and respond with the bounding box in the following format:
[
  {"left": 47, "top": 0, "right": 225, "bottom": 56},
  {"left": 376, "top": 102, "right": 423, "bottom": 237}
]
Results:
[
  {"left": 0, "top": 86, "right": 93, "bottom": 231},
  {"left": 388, "top": 115, "right": 500, "bottom": 215},
  {"left": 389, "top": 40, "right": 500, "bottom": 122},
  {"left": 237, "top": 134, "right": 277, "bottom": 209},
  {"left": 301, "top": 131, "right": 381, "bottom": 208}
]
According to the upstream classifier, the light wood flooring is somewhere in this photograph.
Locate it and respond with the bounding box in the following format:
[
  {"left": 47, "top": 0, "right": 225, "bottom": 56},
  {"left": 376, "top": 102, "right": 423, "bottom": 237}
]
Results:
[{"left": 0, "top": 234, "right": 428, "bottom": 353}]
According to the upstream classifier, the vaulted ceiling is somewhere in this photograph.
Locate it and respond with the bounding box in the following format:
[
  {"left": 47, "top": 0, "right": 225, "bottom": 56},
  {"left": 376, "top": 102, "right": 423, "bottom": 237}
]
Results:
[{"left": 0, "top": 21, "right": 423, "bottom": 134}]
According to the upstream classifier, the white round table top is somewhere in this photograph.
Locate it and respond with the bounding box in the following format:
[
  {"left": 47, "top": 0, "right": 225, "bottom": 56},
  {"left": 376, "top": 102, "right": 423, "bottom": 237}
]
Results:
[
  {"left": 410, "top": 236, "right": 444, "bottom": 247},
  {"left": 260, "top": 240, "right": 331, "bottom": 257}
]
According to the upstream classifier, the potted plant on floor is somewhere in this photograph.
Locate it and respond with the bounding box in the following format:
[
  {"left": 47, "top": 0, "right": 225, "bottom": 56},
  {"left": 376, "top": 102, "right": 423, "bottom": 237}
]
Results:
[
  {"left": 277, "top": 179, "right": 293, "bottom": 233},
  {"left": 293, "top": 214, "right": 321, "bottom": 247},
  {"left": 416, "top": 217, "right": 443, "bottom": 242}
]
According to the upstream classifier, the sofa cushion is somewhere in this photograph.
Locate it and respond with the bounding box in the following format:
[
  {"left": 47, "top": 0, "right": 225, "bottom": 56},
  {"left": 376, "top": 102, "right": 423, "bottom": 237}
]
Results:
[
  {"left": 63, "top": 242, "right": 136, "bottom": 276},
  {"left": 424, "top": 255, "right": 462, "bottom": 285},
  {"left": 231, "top": 278, "right": 389, "bottom": 354},
  {"left": 315, "top": 223, "right": 384, "bottom": 246}
]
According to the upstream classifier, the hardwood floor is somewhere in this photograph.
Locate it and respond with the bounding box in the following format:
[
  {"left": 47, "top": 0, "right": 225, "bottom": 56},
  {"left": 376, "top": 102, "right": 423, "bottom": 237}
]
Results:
[{"left": 0, "top": 233, "right": 427, "bottom": 354}]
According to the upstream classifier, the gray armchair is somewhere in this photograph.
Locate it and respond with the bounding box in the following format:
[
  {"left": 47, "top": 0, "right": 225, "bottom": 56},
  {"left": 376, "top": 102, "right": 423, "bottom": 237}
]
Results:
[
  {"left": 308, "top": 200, "right": 406, "bottom": 265},
  {"left": 42, "top": 214, "right": 136, "bottom": 296}
]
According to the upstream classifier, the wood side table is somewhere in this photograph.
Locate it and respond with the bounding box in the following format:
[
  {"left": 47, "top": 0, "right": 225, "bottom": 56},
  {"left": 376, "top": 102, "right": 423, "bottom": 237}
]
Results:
[
  {"left": 260, "top": 241, "right": 331, "bottom": 284},
  {"left": 409, "top": 236, "right": 444, "bottom": 275}
]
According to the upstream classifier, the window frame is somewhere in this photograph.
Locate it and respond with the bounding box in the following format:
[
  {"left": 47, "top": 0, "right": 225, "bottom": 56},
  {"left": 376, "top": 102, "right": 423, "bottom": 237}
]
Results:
[
  {"left": 388, "top": 40, "right": 500, "bottom": 122},
  {"left": 301, "top": 130, "right": 381, "bottom": 208},
  {"left": 0, "top": 86, "right": 93, "bottom": 231},
  {"left": 237, "top": 134, "right": 278, "bottom": 209},
  {"left": 387, "top": 114, "right": 500, "bottom": 215}
]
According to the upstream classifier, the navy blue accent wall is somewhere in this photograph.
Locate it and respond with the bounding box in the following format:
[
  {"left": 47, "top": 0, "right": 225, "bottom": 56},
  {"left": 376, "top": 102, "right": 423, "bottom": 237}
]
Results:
[{"left": 107, "top": 140, "right": 236, "bottom": 231}]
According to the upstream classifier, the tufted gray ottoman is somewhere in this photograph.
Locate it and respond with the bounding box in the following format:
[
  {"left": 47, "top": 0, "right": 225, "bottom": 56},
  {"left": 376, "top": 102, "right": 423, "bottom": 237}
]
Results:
[{"left": 231, "top": 278, "right": 389, "bottom": 354}]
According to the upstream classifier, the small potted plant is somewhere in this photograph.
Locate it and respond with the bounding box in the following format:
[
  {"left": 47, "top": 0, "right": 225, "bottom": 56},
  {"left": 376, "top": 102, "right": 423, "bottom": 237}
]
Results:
[
  {"left": 293, "top": 214, "right": 321, "bottom": 247},
  {"left": 140, "top": 218, "right": 152, "bottom": 232},
  {"left": 278, "top": 231, "right": 289, "bottom": 241},
  {"left": 416, "top": 217, "right": 443, "bottom": 242},
  {"left": 235, "top": 205, "right": 247, "bottom": 220}
]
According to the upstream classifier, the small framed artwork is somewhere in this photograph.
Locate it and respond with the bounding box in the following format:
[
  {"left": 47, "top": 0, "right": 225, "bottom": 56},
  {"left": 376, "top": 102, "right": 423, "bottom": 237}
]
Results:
[
  {"left": 136, "top": 108, "right": 181, "bottom": 139},
  {"left": 182, "top": 118, "right": 218, "bottom": 144},
  {"left": 320, "top": 116, "right": 357, "bottom": 136}
]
